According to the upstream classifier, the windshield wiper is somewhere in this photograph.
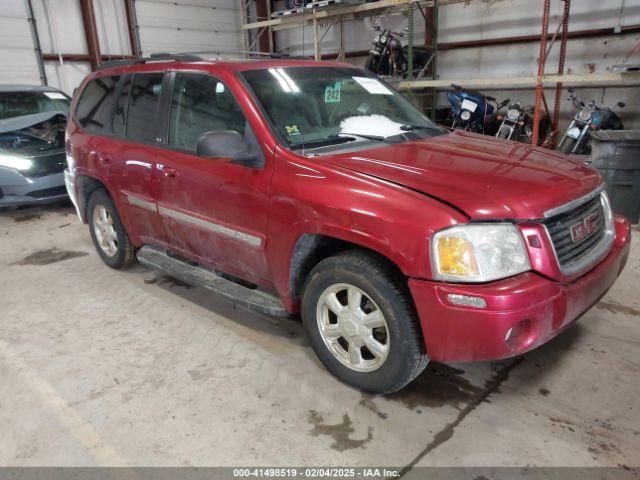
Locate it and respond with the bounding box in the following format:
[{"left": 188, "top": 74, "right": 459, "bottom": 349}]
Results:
[
  {"left": 294, "top": 135, "right": 356, "bottom": 150},
  {"left": 400, "top": 124, "right": 443, "bottom": 133},
  {"left": 294, "top": 132, "right": 389, "bottom": 151},
  {"left": 339, "top": 132, "right": 387, "bottom": 142}
]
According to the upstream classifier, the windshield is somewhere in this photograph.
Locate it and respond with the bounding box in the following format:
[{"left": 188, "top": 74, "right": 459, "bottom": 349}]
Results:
[
  {"left": 240, "top": 67, "right": 441, "bottom": 150},
  {"left": 0, "top": 91, "right": 70, "bottom": 119}
]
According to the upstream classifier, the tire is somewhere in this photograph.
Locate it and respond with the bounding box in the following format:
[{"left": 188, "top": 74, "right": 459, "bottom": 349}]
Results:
[
  {"left": 497, "top": 125, "right": 512, "bottom": 139},
  {"left": 87, "top": 189, "right": 136, "bottom": 269},
  {"left": 364, "top": 53, "right": 378, "bottom": 74},
  {"left": 301, "top": 250, "right": 428, "bottom": 393},
  {"left": 558, "top": 136, "right": 577, "bottom": 155}
]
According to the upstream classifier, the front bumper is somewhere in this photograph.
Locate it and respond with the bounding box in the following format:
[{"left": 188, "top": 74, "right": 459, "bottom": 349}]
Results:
[
  {"left": 409, "top": 215, "right": 631, "bottom": 362},
  {"left": 64, "top": 169, "right": 81, "bottom": 218},
  {"left": 0, "top": 167, "right": 67, "bottom": 207}
]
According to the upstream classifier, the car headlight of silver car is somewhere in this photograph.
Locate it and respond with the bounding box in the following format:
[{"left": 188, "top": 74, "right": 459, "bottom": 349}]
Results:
[
  {"left": 0, "top": 154, "right": 33, "bottom": 171},
  {"left": 431, "top": 223, "right": 531, "bottom": 282}
]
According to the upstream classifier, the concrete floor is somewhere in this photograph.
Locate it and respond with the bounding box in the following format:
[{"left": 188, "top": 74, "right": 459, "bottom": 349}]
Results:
[{"left": 0, "top": 202, "right": 639, "bottom": 469}]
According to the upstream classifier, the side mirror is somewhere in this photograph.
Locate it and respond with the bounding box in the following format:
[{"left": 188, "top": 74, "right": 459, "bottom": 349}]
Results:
[
  {"left": 196, "top": 130, "right": 258, "bottom": 167},
  {"left": 568, "top": 87, "right": 575, "bottom": 93}
]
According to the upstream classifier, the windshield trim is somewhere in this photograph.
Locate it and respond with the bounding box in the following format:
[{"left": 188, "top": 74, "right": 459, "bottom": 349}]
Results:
[{"left": 236, "top": 66, "right": 440, "bottom": 155}]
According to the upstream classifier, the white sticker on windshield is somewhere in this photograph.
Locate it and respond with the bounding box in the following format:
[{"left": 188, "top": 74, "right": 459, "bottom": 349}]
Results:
[
  {"left": 44, "top": 92, "right": 67, "bottom": 100},
  {"left": 352, "top": 76, "right": 393, "bottom": 95}
]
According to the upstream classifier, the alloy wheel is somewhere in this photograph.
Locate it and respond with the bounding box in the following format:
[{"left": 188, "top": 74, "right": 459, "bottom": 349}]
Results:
[{"left": 316, "top": 283, "right": 390, "bottom": 372}]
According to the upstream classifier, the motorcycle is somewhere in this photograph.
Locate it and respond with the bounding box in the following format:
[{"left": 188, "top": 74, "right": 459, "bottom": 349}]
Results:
[
  {"left": 364, "top": 19, "right": 430, "bottom": 78},
  {"left": 447, "top": 84, "right": 501, "bottom": 134},
  {"left": 495, "top": 100, "right": 551, "bottom": 145},
  {"left": 558, "top": 89, "right": 625, "bottom": 155}
]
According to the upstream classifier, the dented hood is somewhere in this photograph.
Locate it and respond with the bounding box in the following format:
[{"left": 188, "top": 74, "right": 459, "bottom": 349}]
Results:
[{"left": 318, "top": 130, "right": 602, "bottom": 220}]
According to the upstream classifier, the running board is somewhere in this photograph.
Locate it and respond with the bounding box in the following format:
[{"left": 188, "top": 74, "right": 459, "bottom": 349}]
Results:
[{"left": 137, "top": 245, "right": 289, "bottom": 317}]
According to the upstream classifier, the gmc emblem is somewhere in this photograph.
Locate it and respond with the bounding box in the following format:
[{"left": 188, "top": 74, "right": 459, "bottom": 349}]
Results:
[{"left": 570, "top": 212, "right": 598, "bottom": 243}]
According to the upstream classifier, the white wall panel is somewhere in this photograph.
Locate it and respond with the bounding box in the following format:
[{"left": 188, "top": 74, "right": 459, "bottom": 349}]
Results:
[
  {"left": 0, "top": 0, "right": 41, "bottom": 85},
  {"left": 135, "top": 0, "right": 242, "bottom": 55},
  {"left": 93, "top": 0, "right": 131, "bottom": 56},
  {"left": 31, "top": 0, "right": 87, "bottom": 54},
  {"left": 44, "top": 60, "right": 91, "bottom": 94}
]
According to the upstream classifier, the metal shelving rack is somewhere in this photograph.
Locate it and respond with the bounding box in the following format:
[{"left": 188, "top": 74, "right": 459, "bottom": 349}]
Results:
[{"left": 241, "top": 0, "right": 640, "bottom": 142}]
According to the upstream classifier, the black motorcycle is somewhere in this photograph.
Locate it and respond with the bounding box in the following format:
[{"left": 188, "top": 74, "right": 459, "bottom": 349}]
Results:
[
  {"left": 558, "top": 89, "right": 625, "bottom": 155},
  {"left": 364, "top": 19, "right": 429, "bottom": 78},
  {"left": 495, "top": 100, "right": 551, "bottom": 145}
]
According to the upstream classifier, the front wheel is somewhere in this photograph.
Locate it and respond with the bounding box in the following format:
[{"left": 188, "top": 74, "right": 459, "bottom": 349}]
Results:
[
  {"left": 558, "top": 136, "right": 577, "bottom": 154},
  {"left": 496, "top": 124, "right": 512, "bottom": 139},
  {"left": 301, "top": 250, "right": 428, "bottom": 393},
  {"left": 364, "top": 53, "right": 379, "bottom": 74}
]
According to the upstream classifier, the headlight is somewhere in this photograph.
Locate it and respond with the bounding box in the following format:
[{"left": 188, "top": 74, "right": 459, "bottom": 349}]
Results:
[
  {"left": 0, "top": 154, "right": 33, "bottom": 171},
  {"left": 507, "top": 108, "right": 520, "bottom": 121},
  {"left": 578, "top": 110, "right": 592, "bottom": 121},
  {"left": 380, "top": 35, "right": 387, "bottom": 43},
  {"left": 431, "top": 223, "right": 531, "bottom": 282},
  {"left": 460, "top": 110, "right": 472, "bottom": 121},
  {"left": 373, "top": 35, "right": 380, "bottom": 43}
]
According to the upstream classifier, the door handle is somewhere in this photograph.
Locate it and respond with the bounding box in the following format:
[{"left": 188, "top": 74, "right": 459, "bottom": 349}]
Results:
[{"left": 163, "top": 167, "right": 178, "bottom": 179}]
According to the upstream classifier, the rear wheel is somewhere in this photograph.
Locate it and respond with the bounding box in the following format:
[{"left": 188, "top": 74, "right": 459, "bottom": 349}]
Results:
[
  {"left": 301, "top": 250, "right": 428, "bottom": 393},
  {"left": 87, "top": 189, "right": 136, "bottom": 269}
]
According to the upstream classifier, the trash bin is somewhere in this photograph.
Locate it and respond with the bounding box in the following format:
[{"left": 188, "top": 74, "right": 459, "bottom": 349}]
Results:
[{"left": 590, "top": 130, "right": 640, "bottom": 224}]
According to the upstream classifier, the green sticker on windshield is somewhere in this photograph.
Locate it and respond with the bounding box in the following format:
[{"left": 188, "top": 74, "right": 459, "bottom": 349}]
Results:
[{"left": 324, "top": 82, "right": 342, "bottom": 103}]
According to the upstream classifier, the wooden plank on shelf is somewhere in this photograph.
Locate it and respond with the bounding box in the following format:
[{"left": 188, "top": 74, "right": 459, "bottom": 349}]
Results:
[
  {"left": 243, "top": 0, "right": 467, "bottom": 31},
  {"left": 395, "top": 72, "right": 640, "bottom": 90}
]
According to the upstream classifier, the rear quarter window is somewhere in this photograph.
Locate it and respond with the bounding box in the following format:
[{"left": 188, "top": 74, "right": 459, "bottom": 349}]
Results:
[{"left": 75, "top": 76, "right": 120, "bottom": 133}]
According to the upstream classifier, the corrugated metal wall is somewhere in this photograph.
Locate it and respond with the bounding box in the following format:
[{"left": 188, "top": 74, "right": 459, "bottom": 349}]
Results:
[
  {"left": 275, "top": 0, "right": 640, "bottom": 128},
  {"left": 0, "top": 0, "right": 243, "bottom": 94},
  {"left": 0, "top": 0, "right": 41, "bottom": 85},
  {"left": 135, "top": 0, "right": 242, "bottom": 56}
]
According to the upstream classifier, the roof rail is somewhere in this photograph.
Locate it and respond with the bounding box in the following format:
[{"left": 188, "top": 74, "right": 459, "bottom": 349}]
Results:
[{"left": 96, "top": 53, "right": 204, "bottom": 71}]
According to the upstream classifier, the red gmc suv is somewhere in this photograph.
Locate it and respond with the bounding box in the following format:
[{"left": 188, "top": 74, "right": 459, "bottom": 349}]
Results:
[{"left": 65, "top": 54, "right": 631, "bottom": 393}]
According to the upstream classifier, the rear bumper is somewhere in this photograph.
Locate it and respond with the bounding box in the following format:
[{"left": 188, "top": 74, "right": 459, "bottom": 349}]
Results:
[{"left": 409, "top": 216, "right": 631, "bottom": 362}]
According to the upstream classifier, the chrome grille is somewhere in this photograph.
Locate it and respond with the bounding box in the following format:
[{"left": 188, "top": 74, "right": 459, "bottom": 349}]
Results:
[
  {"left": 545, "top": 196, "right": 605, "bottom": 266},
  {"left": 543, "top": 190, "right": 613, "bottom": 275}
]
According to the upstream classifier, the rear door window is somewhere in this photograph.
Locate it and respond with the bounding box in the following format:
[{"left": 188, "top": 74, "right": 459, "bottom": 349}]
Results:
[
  {"left": 125, "top": 73, "right": 164, "bottom": 143},
  {"left": 75, "top": 76, "right": 120, "bottom": 133}
]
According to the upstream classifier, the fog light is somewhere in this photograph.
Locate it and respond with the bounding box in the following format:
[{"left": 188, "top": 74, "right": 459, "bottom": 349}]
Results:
[{"left": 447, "top": 294, "right": 487, "bottom": 309}]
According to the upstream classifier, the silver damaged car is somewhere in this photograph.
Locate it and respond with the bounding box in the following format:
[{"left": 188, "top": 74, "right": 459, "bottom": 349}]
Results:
[{"left": 0, "top": 85, "right": 70, "bottom": 207}]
